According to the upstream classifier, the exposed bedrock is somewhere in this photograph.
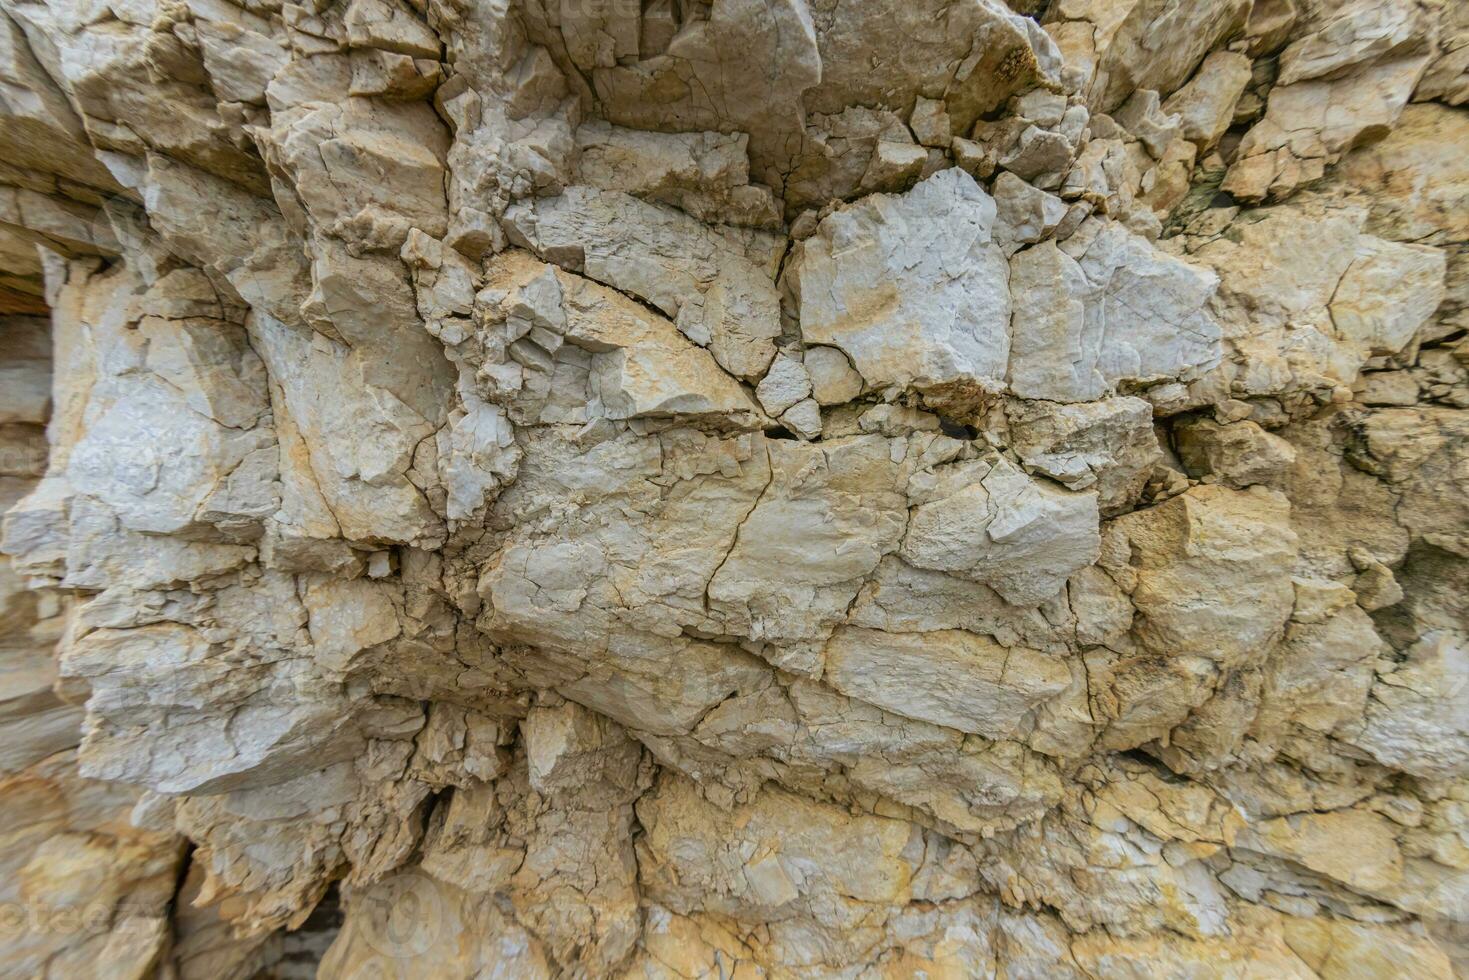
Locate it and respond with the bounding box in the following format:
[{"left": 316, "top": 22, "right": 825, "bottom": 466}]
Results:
[{"left": 0, "top": 0, "right": 1466, "bottom": 975}]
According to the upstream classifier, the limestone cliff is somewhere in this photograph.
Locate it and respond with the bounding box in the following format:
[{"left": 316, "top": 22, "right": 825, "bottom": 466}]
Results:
[{"left": 0, "top": 0, "right": 1466, "bottom": 975}]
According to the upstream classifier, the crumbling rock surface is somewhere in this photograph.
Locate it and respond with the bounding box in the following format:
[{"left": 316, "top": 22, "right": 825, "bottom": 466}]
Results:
[{"left": 0, "top": 0, "right": 1465, "bottom": 976}]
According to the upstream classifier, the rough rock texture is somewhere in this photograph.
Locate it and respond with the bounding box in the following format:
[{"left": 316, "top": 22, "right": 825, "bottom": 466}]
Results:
[{"left": 0, "top": 0, "right": 1466, "bottom": 976}]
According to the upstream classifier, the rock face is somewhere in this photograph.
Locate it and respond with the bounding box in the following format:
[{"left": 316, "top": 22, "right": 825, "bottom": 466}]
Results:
[{"left": 0, "top": 0, "right": 1465, "bottom": 975}]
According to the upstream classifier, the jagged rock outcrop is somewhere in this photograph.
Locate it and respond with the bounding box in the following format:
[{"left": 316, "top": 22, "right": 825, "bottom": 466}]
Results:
[{"left": 0, "top": 0, "right": 1465, "bottom": 976}]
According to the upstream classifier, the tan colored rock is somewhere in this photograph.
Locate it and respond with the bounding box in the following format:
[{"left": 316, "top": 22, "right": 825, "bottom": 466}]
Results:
[
  {"left": 754, "top": 352, "right": 811, "bottom": 417},
  {"left": 1416, "top": 0, "right": 1469, "bottom": 106},
  {"left": 706, "top": 434, "right": 910, "bottom": 651},
  {"left": 574, "top": 121, "right": 781, "bottom": 229},
  {"left": 1070, "top": 910, "right": 1317, "bottom": 979},
  {"left": 824, "top": 626, "right": 1070, "bottom": 739},
  {"left": 472, "top": 248, "right": 767, "bottom": 431},
  {"left": 1236, "top": 807, "right": 1406, "bottom": 894},
  {"left": 902, "top": 455, "right": 1101, "bottom": 606},
  {"left": 1251, "top": 599, "right": 1383, "bottom": 748},
  {"left": 1222, "top": 3, "right": 1435, "bottom": 204},
  {"left": 1162, "top": 50, "right": 1253, "bottom": 151},
  {"left": 1007, "top": 218, "right": 1222, "bottom": 402},
  {"left": 910, "top": 96, "right": 952, "bottom": 148},
  {"left": 319, "top": 869, "right": 554, "bottom": 979},
  {"left": 636, "top": 773, "right": 923, "bottom": 967},
  {"left": 1006, "top": 396, "right": 1160, "bottom": 513},
  {"left": 345, "top": 0, "right": 441, "bottom": 58},
  {"left": 1348, "top": 632, "right": 1469, "bottom": 779},
  {"left": 1282, "top": 915, "right": 1455, "bottom": 980},
  {"left": 1045, "top": 0, "right": 1252, "bottom": 110},
  {"left": 504, "top": 187, "right": 783, "bottom": 379},
  {"left": 788, "top": 168, "right": 1011, "bottom": 402},
  {"left": 0, "top": 752, "right": 185, "bottom": 977},
  {"left": 1329, "top": 236, "right": 1447, "bottom": 359},
  {"left": 0, "top": 1, "right": 1465, "bottom": 974},
  {"left": 1276, "top": 0, "right": 1426, "bottom": 87},
  {"left": 1175, "top": 417, "right": 1297, "bottom": 488},
  {"left": 803, "top": 345, "right": 865, "bottom": 405},
  {"left": 1104, "top": 485, "right": 1298, "bottom": 667}
]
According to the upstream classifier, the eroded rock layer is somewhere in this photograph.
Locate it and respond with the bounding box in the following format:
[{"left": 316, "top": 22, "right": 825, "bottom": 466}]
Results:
[{"left": 0, "top": 0, "right": 1466, "bottom": 975}]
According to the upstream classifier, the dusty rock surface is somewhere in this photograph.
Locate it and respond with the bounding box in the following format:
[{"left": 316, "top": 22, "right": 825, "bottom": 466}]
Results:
[{"left": 0, "top": 0, "right": 1466, "bottom": 975}]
